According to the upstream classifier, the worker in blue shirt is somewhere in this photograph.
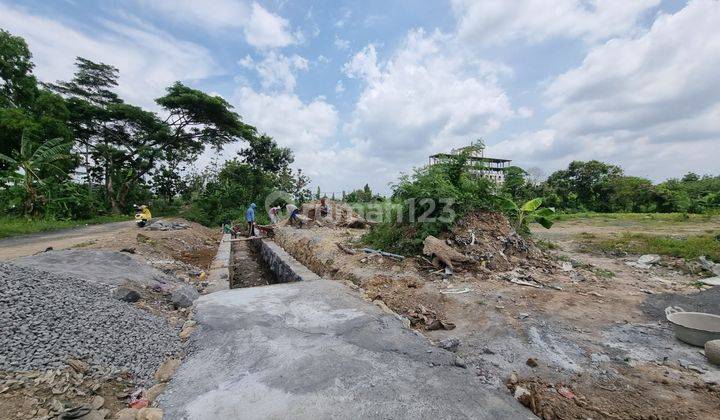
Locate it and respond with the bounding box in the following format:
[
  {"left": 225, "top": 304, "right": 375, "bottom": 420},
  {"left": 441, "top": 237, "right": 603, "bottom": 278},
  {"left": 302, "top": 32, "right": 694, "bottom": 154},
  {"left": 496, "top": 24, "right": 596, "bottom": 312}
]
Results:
[{"left": 246, "top": 203, "right": 256, "bottom": 236}]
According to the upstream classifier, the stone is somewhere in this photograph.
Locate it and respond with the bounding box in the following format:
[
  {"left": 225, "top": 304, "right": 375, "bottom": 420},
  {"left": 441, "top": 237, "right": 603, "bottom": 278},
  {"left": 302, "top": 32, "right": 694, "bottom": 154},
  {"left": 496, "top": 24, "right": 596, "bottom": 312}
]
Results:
[
  {"left": 67, "top": 358, "right": 89, "bottom": 373},
  {"left": 513, "top": 386, "right": 532, "bottom": 407},
  {"left": 137, "top": 407, "right": 163, "bottom": 420},
  {"left": 112, "top": 287, "right": 140, "bottom": 303},
  {"left": 701, "top": 371, "right": 720, "bottom": 384},
  {"left": 76, "top": 409, "right": 106, "bottom": 420},
  {"left": 526, "top": 357, "right": 538, "bottom": 368},
  {"left": 638, "top": 254, "right": 661, "bottom": 265},
  {"left": 154, "top": 358, "right": 181, "bottom": 382},
  {"left": 170, "top": 288, "right": 197, "bottom": 309},
  {"left": 699, "top": 256, "right": 720, "bottom": 276},
  {"left": 179, "top": 325, "right": 196, "bottom": 340},
  {"left": 91, "top": 395, "right": 105, "bottom": 410},
  {"left": 437, "top": 338, "right": 460, "bottom": 352},
  {"left": 115, "top": 408, "right": 139, "bottom": 420},
  {"left": 705, "top": 340, "right": 720, "bottom": 365},
  {"left": 145, "top": 383, "right": 166, "bottom": 403}
]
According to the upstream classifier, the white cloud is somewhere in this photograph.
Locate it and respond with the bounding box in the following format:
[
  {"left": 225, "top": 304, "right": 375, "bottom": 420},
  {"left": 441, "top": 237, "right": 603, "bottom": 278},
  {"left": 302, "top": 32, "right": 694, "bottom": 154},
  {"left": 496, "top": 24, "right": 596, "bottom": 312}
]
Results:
[
  {"left": 0, "top": 3, "right": 215, "bottom": 109},
  {"left": 344, "top": 30, "right": 516, "bottom": 170},
  {"left": 238, "top": 52, "right": 308, "bottom": 92},
  {"left": 493, "top": 0, "right": 720, "bottom": 180},
  {"left": 141, "top": 0, "right": 298, "bottom": 49},
  {"left": 243, "top": 2, "right": 297, "bottom": 49},
  {"left": 335, "top": 80, "right": 345, "bottom": 93},
  {"left": 452, "top": 0, "right": 660, "bottom": 45},
  {"left": 334, "top": 34, "right": 350, "bottom": 50}
]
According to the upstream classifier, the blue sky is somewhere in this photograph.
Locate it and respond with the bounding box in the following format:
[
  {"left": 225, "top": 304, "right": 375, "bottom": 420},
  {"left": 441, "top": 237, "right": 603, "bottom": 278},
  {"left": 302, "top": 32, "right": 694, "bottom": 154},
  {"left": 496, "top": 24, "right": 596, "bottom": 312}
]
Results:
[{"left": 1, "top": 0, "right": 718, "bottom": 195}]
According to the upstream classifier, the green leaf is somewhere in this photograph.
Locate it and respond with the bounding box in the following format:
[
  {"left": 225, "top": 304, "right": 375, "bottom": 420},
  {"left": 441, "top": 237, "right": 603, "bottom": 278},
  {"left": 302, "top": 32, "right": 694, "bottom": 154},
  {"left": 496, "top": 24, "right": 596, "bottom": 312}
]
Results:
[
  {"left": 534, "top": 207, "right": 555, "bottom": 217},
  {"left": 521, "top": 197, "right": 543, "bottom": 212},
  {"left": 535, "top": 217, "right": 554, "bottom": 229}
]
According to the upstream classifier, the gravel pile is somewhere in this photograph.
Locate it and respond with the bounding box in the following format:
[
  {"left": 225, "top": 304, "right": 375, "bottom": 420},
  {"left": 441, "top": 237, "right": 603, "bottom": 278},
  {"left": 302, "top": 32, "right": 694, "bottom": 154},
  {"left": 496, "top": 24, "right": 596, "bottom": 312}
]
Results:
[{"left": 0, "top": 263, "right": 181, "bottom": 382}]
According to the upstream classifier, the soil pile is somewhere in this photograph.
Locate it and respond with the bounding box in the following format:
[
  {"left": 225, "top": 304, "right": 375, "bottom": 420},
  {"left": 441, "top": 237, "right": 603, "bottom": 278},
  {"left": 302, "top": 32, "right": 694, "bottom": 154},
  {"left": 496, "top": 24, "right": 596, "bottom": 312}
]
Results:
[
  {"left": 0, "top": 263, "right": 180, "bottom": 382},
  {"left": 434, "top": 211, "right": 543, "bottom": 272}
]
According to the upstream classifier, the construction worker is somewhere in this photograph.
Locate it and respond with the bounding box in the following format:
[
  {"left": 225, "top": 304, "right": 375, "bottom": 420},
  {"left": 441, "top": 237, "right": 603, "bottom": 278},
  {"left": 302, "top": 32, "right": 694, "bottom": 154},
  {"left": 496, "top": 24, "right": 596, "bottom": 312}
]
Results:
[
  {"left": 246, "top": 203, "right": 257, "bottom": 236},
  {"left": 268, "top": 206, "right": 281, "bottom": 224},
  {"left": 133, "top": 205, "right": 152, "bottom": 227}
]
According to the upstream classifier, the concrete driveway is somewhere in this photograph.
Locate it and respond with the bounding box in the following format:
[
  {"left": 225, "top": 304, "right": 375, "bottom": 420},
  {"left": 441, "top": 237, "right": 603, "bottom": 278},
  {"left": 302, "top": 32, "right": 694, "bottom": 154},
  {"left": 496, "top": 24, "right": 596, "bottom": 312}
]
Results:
[{"left": 158, "top": 279, "right": 530, "bottom": 419}]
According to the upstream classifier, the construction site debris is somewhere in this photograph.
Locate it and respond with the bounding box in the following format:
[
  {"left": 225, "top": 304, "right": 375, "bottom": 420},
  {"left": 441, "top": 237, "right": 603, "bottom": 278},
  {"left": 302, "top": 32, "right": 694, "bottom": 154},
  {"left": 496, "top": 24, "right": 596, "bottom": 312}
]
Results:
[
  {"left": 361, "top": 247, "right": 405, "bottom": 261},
  {"left": 407, "top": 305, "right": 456, "bottom": 330},
  {"left": 626, "top": 254, "right": 661, "bottom": 269},
  {"left": 699, "top": 256, "right": 720, "bottom": 275},
  {"left": 336, "top": 242, "right": 357, "bottom": 255},
  {"left": 147, "top": 219, "right": 190, "bottom": 231},
  {"left": 113, "top": 286, "right": 141, "bottom": 303},
  {"left": 0, "top": 263, "right": 180, "bottom": 382},
  {"left": 422, "top": 235, "right": 470, "bottom": 269},
  {"left": 440, "top": 287, "right": 472, "bottom": 294},
  {"left": 438, "top": 338, "right": 460, "bottom": 352}
]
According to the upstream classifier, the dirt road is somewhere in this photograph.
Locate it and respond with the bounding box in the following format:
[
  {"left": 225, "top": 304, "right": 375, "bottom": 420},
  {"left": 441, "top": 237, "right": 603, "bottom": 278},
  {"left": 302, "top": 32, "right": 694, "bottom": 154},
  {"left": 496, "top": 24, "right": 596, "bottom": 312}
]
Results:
[{"left": 0, "top": 221, "right": 134, "bottom": 261}]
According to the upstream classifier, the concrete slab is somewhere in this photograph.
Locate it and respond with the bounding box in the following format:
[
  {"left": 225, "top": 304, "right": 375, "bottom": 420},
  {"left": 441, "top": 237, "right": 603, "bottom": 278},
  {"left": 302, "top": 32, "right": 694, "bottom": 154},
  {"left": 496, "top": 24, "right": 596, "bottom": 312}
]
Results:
[
  {"left": 158, "top": 280, "right": 530, "bottom": 419},
  {"left": 204, "top": 234, "right": 231, "bottom": 293}
]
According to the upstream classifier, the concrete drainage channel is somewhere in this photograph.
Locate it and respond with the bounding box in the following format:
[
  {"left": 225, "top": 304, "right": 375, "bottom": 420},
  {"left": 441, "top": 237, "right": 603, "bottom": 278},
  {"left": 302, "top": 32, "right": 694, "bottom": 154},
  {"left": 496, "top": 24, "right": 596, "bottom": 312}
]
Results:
[{"left": 231, "top": 237, "right": 322, "bottom": 288}]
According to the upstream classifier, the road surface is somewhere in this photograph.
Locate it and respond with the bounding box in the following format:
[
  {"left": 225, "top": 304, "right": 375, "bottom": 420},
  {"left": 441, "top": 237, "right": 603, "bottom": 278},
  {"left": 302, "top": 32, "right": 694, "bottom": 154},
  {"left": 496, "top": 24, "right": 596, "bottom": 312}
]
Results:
[{"left": 0, "top": 221, "right": 134, "bottom": 261}]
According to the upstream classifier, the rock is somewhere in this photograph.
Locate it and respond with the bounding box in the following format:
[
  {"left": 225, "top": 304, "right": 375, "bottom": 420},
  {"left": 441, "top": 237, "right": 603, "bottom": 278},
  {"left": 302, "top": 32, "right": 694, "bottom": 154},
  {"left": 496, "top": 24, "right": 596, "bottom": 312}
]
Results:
[
  {"left": 699, "top": 276, "right": 720, "bottom": 287},
  {"left": 137, "top": 407, "right": 163, "bottom": 420},
  {"left": 154, "top": 358, "right": 180, "bottom": 382},
  {"left": 513, "top": 386, "right": 532, "bottom": 407},
  {"left": 91, "top": 395, "right": 105, "bottom": 410},
  {"left": 701, "top": 371, "right": 720, "bottom": 384},
  {"left": 454, "top": 356, "right": 467, "bottom": 368},
  {"left": 526, "top": 357, "right": 538, "bottom": 368},
  {"left": 590, "top": 353, "right": 611, "bottom": 364},
  {"left": 115, "top": 408, "right": 139, "bottom": 420},
  {"left": 76, "top": 409, "right": 106, "bottom": 420},
  {"left": 422, "top": 235, "right": 471, "bottom": 270},
  {"left": 705, "top": 340, "right": 720, "bottom": 365},
  {"left": 112, "top": 286, "right": 141, "bottom": 303},
  {"left": 145, "top": 383, "right": 166, "bottom": 403},
  {"left": 517, "top": 313, "right": 530, "bottom": 320},
  {"left": 67, "top": 358, "right": 89, "bottom": 373},
  {"left": 638, "top": 254, "right": 661, "bottom": 265},
  {"left": 179, "top": 325, "right": 196, "bottom": 340},
  {"left": 560, "top": 261, "right": 573, "bottom": 272},
  {"left": 170, "top": 288, "right": 198, "bottom": 309},
  {"left": 699, "top": 256, "right": 720, "bottom": 276},
  {"left": 438, "top": 338, "right": 460, "bottom": 352}
]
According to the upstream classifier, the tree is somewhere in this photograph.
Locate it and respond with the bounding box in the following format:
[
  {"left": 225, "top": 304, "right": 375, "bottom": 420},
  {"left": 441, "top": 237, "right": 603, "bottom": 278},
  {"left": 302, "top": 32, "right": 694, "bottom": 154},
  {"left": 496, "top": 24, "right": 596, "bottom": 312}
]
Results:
[
  {"left": 502, "top": 166, "right": 529, "bottom": 201},
  {"left": 238, "top": 134, "right": 293, "bottom": 172},
  {"left": 0, "top": 29, "right": 38, "bottom": 109},
  {"left": 546, "top": 160, "right": 623, "bottom": 211},
  {"left": 0, "top": 131, "right": 72, "bottom": 215}
]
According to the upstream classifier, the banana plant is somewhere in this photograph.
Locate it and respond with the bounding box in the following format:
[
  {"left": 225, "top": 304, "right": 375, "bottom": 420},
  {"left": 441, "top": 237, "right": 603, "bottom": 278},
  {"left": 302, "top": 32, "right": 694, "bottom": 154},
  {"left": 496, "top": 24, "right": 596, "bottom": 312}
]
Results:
[
  {"left": 0, "top": 130, "right": 72, "bottom": 215},
  {"left": 495, "top": 196, "right": 555, "bottom": 233}
]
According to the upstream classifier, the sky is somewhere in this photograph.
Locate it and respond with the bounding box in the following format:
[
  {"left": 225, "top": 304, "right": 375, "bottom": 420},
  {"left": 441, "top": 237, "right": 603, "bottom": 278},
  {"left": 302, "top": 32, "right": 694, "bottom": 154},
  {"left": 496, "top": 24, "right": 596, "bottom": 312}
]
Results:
[{"left": 1, "top": 0, "right": 718, "bottom": 195}]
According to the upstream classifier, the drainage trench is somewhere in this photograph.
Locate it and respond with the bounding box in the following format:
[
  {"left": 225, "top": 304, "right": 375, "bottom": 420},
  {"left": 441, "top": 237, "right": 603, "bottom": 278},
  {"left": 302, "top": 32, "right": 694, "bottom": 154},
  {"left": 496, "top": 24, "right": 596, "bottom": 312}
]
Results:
[
  {"left": 229, "top": 238, "right": 323, "bottom": 289},
  {"left": 231, "top": 239, "right": 281, "bottom": 288}
]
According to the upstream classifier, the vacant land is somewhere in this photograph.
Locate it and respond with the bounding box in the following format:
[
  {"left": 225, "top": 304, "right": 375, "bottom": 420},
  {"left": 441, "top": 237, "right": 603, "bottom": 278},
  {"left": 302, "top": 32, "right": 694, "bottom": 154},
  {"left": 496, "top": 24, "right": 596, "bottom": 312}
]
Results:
[
  {"left": 0, "top": 215, "right": 129, "bottom": 239},
  {"left": 274, "top": 209, "right": 720, "bottom": 419}
]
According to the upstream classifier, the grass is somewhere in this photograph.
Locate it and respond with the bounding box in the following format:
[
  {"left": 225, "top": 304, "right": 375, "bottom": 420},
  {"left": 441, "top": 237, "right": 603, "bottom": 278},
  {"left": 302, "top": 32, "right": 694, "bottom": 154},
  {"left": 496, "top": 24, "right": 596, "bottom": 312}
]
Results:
[
  {"left": 592, "top": 232, "right": 720, "bottom": 261},
  {"left": 553, "top": 212, "right": 719, "bottom": 223},
  {"left": 0, "top": 214, "right": 129, "bottom": 239}
]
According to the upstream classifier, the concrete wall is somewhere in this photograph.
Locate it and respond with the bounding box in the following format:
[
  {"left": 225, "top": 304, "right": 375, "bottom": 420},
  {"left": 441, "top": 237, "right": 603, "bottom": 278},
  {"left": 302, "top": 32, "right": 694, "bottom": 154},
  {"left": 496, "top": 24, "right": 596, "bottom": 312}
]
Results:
[
  {"left": 204, "top": 234, "right": 232, "bottom": 293},
  {"left": 250, "top": 238, "right": 321, "bottom": 283}
]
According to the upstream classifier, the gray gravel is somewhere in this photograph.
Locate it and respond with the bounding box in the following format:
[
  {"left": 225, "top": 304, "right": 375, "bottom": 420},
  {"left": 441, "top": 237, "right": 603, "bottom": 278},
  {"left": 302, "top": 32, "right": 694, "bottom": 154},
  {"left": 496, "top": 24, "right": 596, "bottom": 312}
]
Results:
[{"left": 0, "top": 263, "right": 180, "bottom": 382}]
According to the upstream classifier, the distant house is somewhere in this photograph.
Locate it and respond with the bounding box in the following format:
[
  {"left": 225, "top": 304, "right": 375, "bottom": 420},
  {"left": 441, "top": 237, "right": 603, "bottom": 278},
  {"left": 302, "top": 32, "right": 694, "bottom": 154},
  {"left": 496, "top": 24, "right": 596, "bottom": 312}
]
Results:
[{"left": 428, "top": 141, "right": 511, "bottom": 184}]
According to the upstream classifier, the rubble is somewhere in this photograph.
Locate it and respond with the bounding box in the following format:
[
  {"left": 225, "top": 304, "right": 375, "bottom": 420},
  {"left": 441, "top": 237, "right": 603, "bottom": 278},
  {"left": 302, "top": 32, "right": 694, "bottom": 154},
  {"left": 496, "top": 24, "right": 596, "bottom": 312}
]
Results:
[
  {"left": 422, "top": 235, "right": 471, "bottom": 269},
  {"left": 147, "top": 219, "right": 190, "bottom": 231},
  {"left": 699, "top": 256, "right": 720, "bottom": 275},
  {"left": 626, "top": 254, "right": 661, "bottom": 269}
]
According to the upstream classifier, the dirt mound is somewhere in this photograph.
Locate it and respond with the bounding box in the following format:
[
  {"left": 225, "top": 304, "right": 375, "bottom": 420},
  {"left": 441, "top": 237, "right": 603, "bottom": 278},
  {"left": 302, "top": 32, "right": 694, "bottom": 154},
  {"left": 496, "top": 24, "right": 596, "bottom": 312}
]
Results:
[
  {"left": 300, "top": 200, "right": 369, "bottom": 228},
  {"left": 443, "top": 211, "right": 542, "bottom": 271}
]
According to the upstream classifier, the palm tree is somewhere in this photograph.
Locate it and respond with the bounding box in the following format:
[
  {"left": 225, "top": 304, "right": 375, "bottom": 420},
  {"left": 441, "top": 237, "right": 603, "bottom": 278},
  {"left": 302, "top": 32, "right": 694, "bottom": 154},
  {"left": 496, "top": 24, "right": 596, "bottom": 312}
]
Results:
[{"left": 0, "top": 130, "right": 72, "bottom": 215}]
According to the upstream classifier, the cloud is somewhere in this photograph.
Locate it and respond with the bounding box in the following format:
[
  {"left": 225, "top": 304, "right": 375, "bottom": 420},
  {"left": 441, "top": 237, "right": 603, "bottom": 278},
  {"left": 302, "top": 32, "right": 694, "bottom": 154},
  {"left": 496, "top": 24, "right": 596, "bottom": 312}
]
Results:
[
  {"left": 334, "top": 35, "right": 350, "bottom": 50},
  {"left": 244, "top": 2, "right": 297, "bottom": 49},
  {"left": 140, "top": 0, "right": 298, "bottom": 49},
  {"left": 451, "top": 0, "right": 660, "bottom": 45},
  {"left": 334, "top": 80, "right": 345, "bottom": 93},
  {"left": 344, "top": 30, "right": 516, "bottom": 170},
  {"left": 0, "top": 3, "right": 215, "bottom": 109},
  {"left": 492, "top": 0, "right": 720, "bottom": 180},
  {"left": 239, "top": 52, "right": 309, "bottom": 92}
]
